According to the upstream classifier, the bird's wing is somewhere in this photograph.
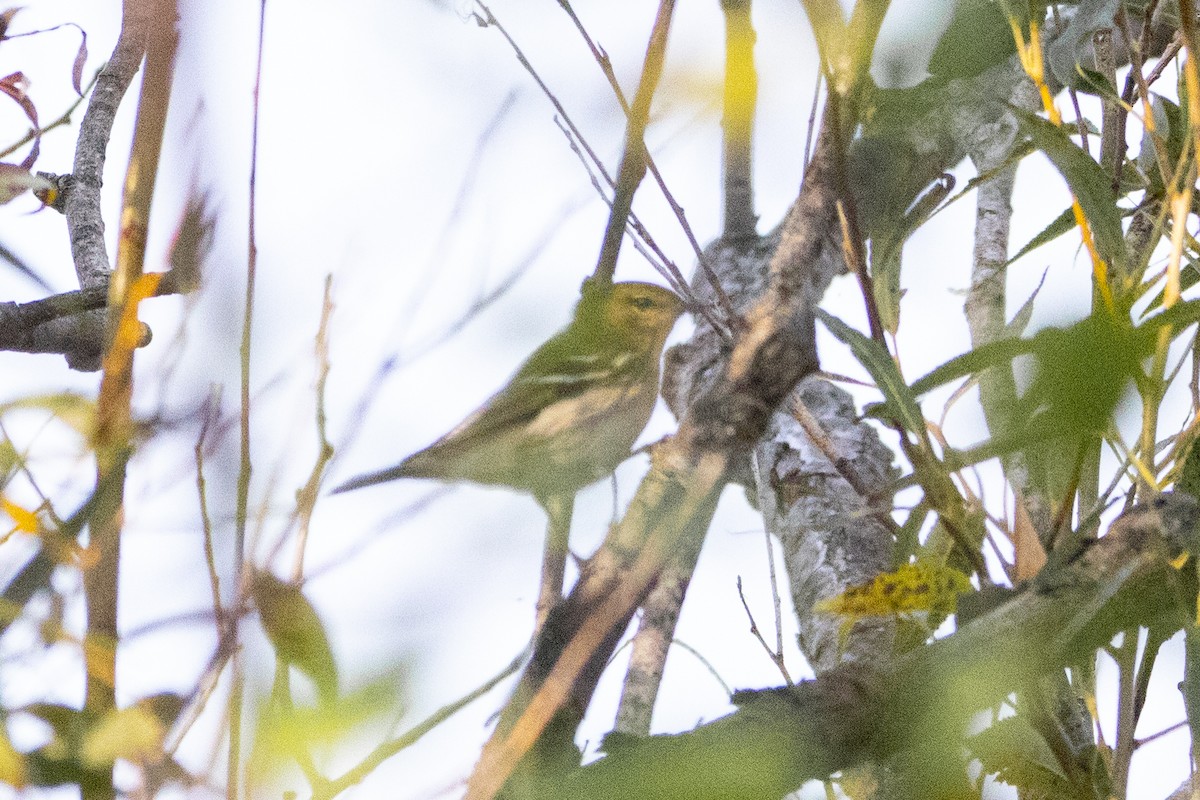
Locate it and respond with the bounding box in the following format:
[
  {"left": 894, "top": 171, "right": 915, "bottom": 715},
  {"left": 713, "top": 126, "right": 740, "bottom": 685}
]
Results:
[{"left": 433, "top": 329, "right": 640, "bottom": 449}]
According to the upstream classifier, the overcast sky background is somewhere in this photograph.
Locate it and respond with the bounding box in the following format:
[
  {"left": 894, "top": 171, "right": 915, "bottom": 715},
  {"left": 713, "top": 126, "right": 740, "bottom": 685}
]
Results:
[{"left": 0, "top": 0, "right": 1193, "bottom": 797}]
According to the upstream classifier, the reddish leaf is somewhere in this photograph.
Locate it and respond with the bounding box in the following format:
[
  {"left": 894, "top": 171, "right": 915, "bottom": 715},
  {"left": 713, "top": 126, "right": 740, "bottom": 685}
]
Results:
[
  {"left": 0, "top": 8, "right": 21, "bottom": 39},
  {"left": 0, "top": 72, "right": 39, "bottom": 167},
  {"left": 70, "top": 25, "right": 87, "bottom": 96}
]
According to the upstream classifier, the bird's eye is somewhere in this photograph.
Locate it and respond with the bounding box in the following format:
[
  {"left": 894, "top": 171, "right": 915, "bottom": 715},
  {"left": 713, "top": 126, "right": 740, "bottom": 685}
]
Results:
[{"left": 631, "top": 296, "right": 655, "bottom": 310}]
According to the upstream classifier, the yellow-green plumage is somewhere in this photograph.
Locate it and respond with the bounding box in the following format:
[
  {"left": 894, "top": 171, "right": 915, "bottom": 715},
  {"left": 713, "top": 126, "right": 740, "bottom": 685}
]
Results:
[{"left": 333, "top": 281, "right": 684, "bottom": 503}]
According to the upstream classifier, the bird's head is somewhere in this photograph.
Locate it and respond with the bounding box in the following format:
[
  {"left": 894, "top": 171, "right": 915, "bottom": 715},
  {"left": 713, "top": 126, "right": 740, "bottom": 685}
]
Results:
[{"left": 598, "top": 281, "right": 686, "bottom": 352}]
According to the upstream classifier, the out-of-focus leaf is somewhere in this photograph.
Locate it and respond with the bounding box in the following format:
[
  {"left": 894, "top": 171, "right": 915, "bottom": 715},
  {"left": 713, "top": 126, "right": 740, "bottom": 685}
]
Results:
[
  {"left": 970, "top": 715, "right": 1073, "bottom": 796},
  {"left": 0, "top": 72, "right": 38, "bottom": 168},
  {"left": 249, "top": 672, "right": 404, "bottom": 782},
  {"left": 0, "top": 8, "right": 20, "bottom": 38},
  {"left": 166, "top": 189, "right": 214, "bottom": 293},
  {"left": 1020, "top": 313, "right": 1140, "bottom": 438},
  {"left": 1137, "top": 297, "right": 1200, "bottom": 340},
  {"left": 1046, "top": 0, "right": 1121, "bottom": 88},
  {"left": 1, "top": 496, "right": 38, "bottom": 532},
  {"left": 0, "top": 392, "right": 95, "bottom": 437},
  {"left": 80, "top": 705, "right": 165, "bottom": 767},
  {"left": 910, "top": 336, "right": 1036, "bottom": 397},
  {"left": 0, "top": 238, "right": 53, "bottom": 291},
  {"left": 927, "top": 0, "right": 1016, "bottom": 79},
  {"left": 817, "top": 310, "right": 926, "bottom": 437},
  {"left": 0, "top": 163, "right": 51, "bottom": 204},
  {"left": 252, "top": 570, "right": 338, "bottom": 706},
  {"left": 1006, "top": 206, "right": 1076, "bottom": 266},
  {"left": 0, "top": 727, "right": 25, "bottom": 788},
  {"left": 1013, "top": 108, "right": 1126, "bottom": 273},
  {"left": 0, "top": 550, "right": 53, "bottom": 638}
]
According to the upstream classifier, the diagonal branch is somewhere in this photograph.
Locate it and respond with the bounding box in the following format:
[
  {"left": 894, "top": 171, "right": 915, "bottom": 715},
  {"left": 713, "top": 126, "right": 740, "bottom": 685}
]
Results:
[{"left": 589, "top": 0, "right": 675, "bottom": 288}]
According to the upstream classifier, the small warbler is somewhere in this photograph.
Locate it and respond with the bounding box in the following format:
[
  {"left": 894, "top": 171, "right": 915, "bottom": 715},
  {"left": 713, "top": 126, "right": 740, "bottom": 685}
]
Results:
[
  {"left": 334, "top": 281, "right": 685, "bottom": 501},
  {"left": 334, "top": 281, "right": 684, "bottom": 628}
]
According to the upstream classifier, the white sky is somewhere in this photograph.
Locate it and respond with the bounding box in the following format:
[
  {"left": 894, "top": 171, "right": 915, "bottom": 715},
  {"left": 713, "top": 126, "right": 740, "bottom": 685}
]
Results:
[{"left": 0, "top": 0, "right": 1192, "bottom": 798}]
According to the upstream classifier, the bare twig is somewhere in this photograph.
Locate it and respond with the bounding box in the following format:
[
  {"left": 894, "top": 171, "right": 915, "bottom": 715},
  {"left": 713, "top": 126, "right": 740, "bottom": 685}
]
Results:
[
  {"left": 196, "top": 390, "right": 224, "bottom": 620},
  {"left": 583, "top": 0, "right": 675, "bottom": 288},
  {"left": 229, "top": 2, "right": 270, "bottom": 797},
  {"left": 554, "top": 2, "right": 740, "bottom": 326},
  {"left": 735, "top": 576, "right": 793, "bottom": 685},
  {"left": 291, "top": 277, "right": 336, "bottom": 582},
  {"left": 315, "top": 649, "right": 528, "bottom": 800}
]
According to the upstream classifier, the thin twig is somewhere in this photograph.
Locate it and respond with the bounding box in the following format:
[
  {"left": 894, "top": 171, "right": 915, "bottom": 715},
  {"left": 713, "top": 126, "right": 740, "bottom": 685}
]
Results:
[
  {"left": 195, "top": 390, "right": 224, "bottom": 620},
  {"left": 0, "top": 68, "right": 102, "bottom": 160},
  {"left": 229, "top": 2, "right": 270, "bottom": 797},
  {"left": 316, "top": 649, "right": 528, "bottom": 800},
  {"left": 291, "top": 277, "right": 336, "bottom": 582},
  {"left": 554, "top": 1, "right": 740, "bottom": 326},
  {"left": 580, "top": 0, "right": 676, "bottom": 287},
  {"left": 735, "top": 576, "right": 792, "bottom": 685}
]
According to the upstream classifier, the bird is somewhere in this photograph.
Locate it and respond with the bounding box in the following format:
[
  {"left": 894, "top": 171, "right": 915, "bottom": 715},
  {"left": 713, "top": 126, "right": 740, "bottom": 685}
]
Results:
[{"left": 334, "top": 280, "right": 686, "bottom": 626}]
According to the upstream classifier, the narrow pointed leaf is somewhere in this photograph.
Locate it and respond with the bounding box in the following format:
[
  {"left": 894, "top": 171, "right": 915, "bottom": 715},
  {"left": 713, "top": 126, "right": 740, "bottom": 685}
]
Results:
[
  {"left": 817, "top": 309, "right": 925, "bottom": 436},
  {"left": 1006, "top": 206, "right": 1076, "bottom": 266},
  {"left": 1012, "top": 108, "right": 1126, "bottom": 272}
]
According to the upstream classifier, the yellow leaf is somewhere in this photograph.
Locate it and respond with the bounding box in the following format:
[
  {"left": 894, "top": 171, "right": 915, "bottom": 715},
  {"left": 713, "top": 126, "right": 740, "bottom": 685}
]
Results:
[
  {"left": 0, "top": 727, "right": 25, "bottom": 787},
  {"left": 816, "top": 562, "right": 972, "bottom": 620},
  {"left": 81, "top": 705, "right": 165, "bottom": 767},
  {"left": 0, "top": 496, "right": 37, "bottom": 533}
]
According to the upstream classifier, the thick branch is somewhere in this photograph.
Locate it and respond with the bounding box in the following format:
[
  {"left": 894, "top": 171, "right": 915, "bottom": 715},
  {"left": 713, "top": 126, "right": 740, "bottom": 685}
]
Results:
[
  {"left": 65, "top": 0, "right": 149, "bottom": 291},
  {"left": 568, "top": 494, "right": 1200, "bottom": 798}
]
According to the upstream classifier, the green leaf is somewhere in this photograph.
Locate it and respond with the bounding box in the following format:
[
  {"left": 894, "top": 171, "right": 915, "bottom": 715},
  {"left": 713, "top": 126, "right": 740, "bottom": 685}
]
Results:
[
  {"left": 1073, "top": 66, "right": 1120, "bottom": 100},
  {"left": 927, "top": 0, "right": 1017, "bottom": 79},
  {"left": 816, "top": 310, "right": 925, "bottom": 436},
  {"left": 1178, "top": 435, "right": 1200, "bottom": 498},
  {"left": 1005, "top": 268, "right": 1047, "bottom": 337},
  {"left": 1023, "top": 313, "right": 1141, "bottom": 437},
  {"left": 970, "top": 715, "right": 1074, "bottom": 796},
  {"left": 873, "top": 244, "right": 904, "bottom": 335},
  {"left": 1006, "top": 206, "right": 1076, "bottom": 266},
  {"left": 1012, "top": 108, "right": 1126, "bottom": 273},
  {"left": 1137, "top": 298, "right": 1200, "bottom": 340},
  {"left": 1184, "top": 625, "right": 1200, "bottom": 765},
  {"left": 252, "top": 570, "right": 338, "bottom": 706},
  {"left": 909, "top": 337, "right": 1037, "bottom": 397}
]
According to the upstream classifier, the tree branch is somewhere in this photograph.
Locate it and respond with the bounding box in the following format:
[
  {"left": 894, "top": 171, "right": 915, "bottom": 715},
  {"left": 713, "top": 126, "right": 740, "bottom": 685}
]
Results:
[{"left": 568, "top": 494, "right": 1200, "bottom": 798}]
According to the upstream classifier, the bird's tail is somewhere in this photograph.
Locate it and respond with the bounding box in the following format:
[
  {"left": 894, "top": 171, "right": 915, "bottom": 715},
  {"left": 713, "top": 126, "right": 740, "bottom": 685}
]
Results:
[{"left": 330, "top": 463, "right": 413, "bottom": 494}]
